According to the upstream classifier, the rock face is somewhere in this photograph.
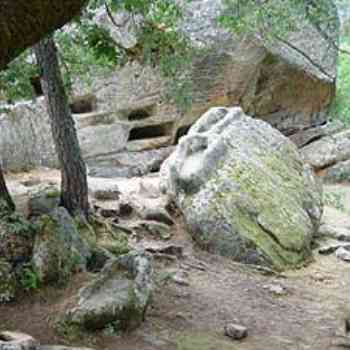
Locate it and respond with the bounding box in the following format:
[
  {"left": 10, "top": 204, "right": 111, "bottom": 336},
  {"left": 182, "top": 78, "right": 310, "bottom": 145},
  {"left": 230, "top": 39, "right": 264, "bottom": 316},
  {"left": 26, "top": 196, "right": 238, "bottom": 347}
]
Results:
[
  {"left": 64, "top": 251, "right": 153, "bottom": 330},
  {"left": 0, "top": 1, "right": 339, "bottom": 174},
  {"left": 161, "top": 107, "right": 323, "bottom": 270},
  {"left": 32, "top": 207, "right": 91, "bottom": 284},
  {"left": 300, "top": 129, "right": 350, "bottom": 183}
]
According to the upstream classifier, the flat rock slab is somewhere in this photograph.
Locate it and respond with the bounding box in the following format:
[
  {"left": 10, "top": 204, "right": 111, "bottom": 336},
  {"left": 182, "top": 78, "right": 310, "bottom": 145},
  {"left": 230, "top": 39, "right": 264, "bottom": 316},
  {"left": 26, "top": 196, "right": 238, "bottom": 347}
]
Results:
[
  {"left": 318, "top": 242, "right": 350, "bottom": 255},
  {"left": 0, "top": 331, "right": 38, "bottom": 350}
]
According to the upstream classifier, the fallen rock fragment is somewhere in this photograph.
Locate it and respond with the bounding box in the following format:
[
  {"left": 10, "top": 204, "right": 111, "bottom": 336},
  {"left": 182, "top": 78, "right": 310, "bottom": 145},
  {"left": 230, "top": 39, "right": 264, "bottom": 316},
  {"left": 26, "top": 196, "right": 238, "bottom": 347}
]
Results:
[
  {"left": 318, "top": 243, "right": 350, "bottom": 255},
  {"left": 63, "top": 251, "right": 153, "bottom": 331},
  {"left": 263, "top": 283, "right": 288, "bottom": 296},
  {"left": 224, "top": 323, "right": 248, "bottom": 340},
  {"left": 140, "top": 207, "right": 174, "bottom": 226},
  {"left": 318, "top": 224, "right": 350, "bottom": 242},
  {"left": 0, "top": 331, "right": 38, "bottom": 350},
  {"left": 336, "top": 246, "right": 350, "bottom": 262},
  {"left": 139, "top": 241, "right": 184, "bottom": 258}
]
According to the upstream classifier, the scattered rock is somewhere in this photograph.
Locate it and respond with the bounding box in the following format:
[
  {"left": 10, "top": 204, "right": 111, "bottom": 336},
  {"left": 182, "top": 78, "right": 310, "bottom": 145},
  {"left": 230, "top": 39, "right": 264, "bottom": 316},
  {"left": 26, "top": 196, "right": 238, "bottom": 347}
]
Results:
[
  {"left": 318, "top": 223, "right": 350, "bottom": 242},
  {"left": 28, "top": 189, "right": 60, "bottom": 217},
  {"left": 161, "top": 107, "right": 323, "bottom": 270},
  {"left": 20, "top": 178, "right": 42, "bottom": 187},
  {"left": 224, "top": 323, "right": 248, "bottom": 340},
  {"left": 93, "top": 187, "right": 120, "bottom": 201},
  {"left": 140, "top": 207, "right": 174, "bottom": 226},
  {"left": 318, "top": 242, "right": 350, "bottom": 255},
  {"left": 290, "top": 120, "right": 344, "bottom": 148},
  {"left": 336, "top": 246, "right": 350, "bottom": 262},
  {"left": 0, "top": 331, "right": 38, "bottom": 350},
  {"left": 263, "top": 283, "right": 288, "bottom": 296},
  {"left": 139, "top": 241, "right": 184, "bottom": 258},
  {"left": 172, "top": 271, "right": 190, "bottom": 287},
  {"left": 32, "top": 207, "right": 91, "bottom": 284},
  {"left": 323, "top": 159, "right": 350, "bottom": 183},
  {"left": 301, "top": 129, "right": 350, "bottom": 170},
  {"left": 129, "top": 221, "right": 172, "bottom": 240},
  {"left": 63, "top": 251, "right": 153, "bottom": 330}
]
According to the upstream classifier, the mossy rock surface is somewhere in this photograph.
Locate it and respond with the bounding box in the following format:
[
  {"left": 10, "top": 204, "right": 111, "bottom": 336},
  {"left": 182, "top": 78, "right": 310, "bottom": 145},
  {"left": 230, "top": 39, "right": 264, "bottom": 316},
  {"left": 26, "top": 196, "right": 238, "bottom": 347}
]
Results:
[
  {"left": 63, "top": 251, "right": 153, "bottom": 331},
  {"left": 161, "top": 107, "right": 323, "bottom": 270},
  {"left": 0, "top": 259, "right": 16, "bottom": 303},
  {"left": 32, "top": 207, "right": 91, "bottom": 285}
]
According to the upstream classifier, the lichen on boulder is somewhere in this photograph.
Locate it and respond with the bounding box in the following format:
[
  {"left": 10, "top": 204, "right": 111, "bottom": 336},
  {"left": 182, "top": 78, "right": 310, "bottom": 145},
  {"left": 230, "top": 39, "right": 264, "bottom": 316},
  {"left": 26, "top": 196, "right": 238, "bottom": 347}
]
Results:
[
  {"left": 32, "top": 207, "right": 91, "bottom": 284},
  {"left": 161, "top": 107, "right": 323, "bottom": 270}
]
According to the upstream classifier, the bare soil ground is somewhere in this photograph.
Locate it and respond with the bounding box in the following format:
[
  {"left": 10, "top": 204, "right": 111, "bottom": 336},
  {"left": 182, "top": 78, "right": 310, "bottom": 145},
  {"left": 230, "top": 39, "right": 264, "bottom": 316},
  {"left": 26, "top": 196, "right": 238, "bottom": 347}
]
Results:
[{"left": 2, "top": 170, "right": 350, "bottom": 350}]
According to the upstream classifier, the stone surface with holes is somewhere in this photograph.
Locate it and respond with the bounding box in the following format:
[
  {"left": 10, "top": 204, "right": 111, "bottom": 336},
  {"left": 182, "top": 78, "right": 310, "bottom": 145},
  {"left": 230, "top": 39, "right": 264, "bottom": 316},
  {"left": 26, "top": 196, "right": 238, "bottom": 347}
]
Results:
[
  {"left": 0, "top": 0, "right": 339, "bottom": 174},
  {"left": 161, "top": 107, "right": 323, "bottom": 270}
]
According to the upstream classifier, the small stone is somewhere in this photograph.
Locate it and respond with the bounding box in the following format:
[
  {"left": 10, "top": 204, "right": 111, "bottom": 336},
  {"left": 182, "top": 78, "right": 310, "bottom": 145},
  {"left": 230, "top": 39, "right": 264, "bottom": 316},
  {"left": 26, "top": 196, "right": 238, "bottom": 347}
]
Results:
[
  {"left": 318, "top": 243, "right": 350, "bottom": 255},
  {"left": 173, "top": 274, "right": 190, "bottom": 286},
  {"left": 93, "top": 188, "right": 120, "bottom": 201},
  {"left": 263, "top": 283, "right": 288, "bottom": 296},
  {"left": 141, "top": 207, "right": 174, "bottom": 226},
  {"left": 336, "top": 247, "right": 350, "bottom": 262},
  {"left": 141, "top": 241, "right": 184, "bottom": 258},
  {"left": 0, "top": 331, "right": 38, "bottom": 350},
  {"left": 224, "top": 323, "right": 248, "bottom": 340}
]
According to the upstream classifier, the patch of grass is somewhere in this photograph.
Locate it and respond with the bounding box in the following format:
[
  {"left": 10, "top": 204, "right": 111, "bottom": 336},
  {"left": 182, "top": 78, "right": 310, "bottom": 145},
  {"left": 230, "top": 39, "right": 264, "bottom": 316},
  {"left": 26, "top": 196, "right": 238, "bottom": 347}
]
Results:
[{"left": 19, "top": 264, "right": 41, "bottom": 291}]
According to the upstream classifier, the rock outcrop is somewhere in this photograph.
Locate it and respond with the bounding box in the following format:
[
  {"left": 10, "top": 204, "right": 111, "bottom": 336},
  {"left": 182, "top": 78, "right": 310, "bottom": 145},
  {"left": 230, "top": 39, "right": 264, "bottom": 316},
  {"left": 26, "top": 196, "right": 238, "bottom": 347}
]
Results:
[
  {"left": 63, "top": 251, "right": 153, "bottom": 330},
  {"left": 0, "top": 1, "right": 339, "bottom": 175},
  {"left": 161, "top": 107, "right": 323, "bottom": 270},
  {"left": 300, "top": 129, "right": 350, "bottom": 183}
]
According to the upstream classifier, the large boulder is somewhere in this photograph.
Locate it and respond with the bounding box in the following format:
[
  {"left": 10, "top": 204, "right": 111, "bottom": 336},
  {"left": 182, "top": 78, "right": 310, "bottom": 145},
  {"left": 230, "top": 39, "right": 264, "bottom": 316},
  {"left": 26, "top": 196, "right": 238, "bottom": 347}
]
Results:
[
  {"left": 32, "top": 207, "right": 91, "bottom": 284},
  {"left": 63, "top": 251, "right": 153, "bottom": 331},
  {"left": 161, "top": 107, "right": 323, "bottom": 270}
]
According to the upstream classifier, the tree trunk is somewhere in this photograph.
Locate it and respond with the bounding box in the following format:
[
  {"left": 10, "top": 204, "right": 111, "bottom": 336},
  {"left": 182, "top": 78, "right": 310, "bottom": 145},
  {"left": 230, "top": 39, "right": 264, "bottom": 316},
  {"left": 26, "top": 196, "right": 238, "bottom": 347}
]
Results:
[
  {"left": 0, "top": 164, "right": 15, "bottom": 212},
  {"left": 0, "top": 0, "right": 87, "bottom": 214},
  {"left": 0, "top": 0, "right": 88, "bottom": 70},
  {"left": 34, "top": 36, "right": 89, "bottom": 217}
]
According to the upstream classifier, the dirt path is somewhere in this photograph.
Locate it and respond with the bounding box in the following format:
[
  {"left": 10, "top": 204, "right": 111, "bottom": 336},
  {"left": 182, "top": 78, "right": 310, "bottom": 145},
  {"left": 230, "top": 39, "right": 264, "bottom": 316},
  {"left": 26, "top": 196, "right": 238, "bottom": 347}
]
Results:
[{"left": 2, "top": 172, "right": 350, "bottom": 350}]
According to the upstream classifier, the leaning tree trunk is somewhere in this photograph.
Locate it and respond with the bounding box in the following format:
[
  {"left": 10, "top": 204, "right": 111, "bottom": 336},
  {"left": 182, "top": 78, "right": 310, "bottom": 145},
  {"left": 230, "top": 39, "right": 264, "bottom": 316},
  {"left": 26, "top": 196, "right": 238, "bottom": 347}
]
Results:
[
  {"left": 0, "top": 164, "right": 15, "bottom": 212},
  {"left": 34, "top": 36, "right": 89, "bottom": 217}
]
